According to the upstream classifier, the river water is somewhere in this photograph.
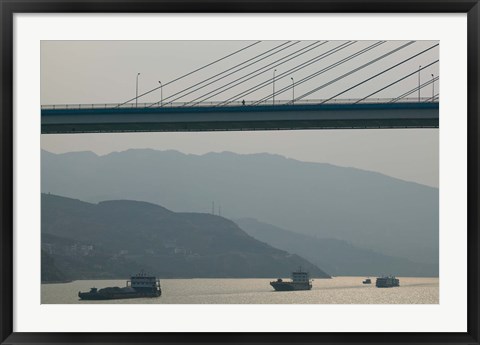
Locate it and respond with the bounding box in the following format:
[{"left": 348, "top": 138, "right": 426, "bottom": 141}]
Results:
[{"left": 41, "top": 276, "right": 438, "bottom": 304}]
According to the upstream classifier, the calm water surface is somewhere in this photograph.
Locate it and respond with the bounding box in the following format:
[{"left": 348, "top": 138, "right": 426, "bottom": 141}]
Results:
[{"left": 42, "top": 276, "right": 438, "bottom": 304}]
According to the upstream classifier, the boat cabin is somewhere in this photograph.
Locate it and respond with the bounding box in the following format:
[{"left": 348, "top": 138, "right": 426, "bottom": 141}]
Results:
[
  {"left": 127, "top": 271, "right": 161, "bottom": 291},
  {"left": 291, "top": 270, "right": 310, "bottom": 283}
]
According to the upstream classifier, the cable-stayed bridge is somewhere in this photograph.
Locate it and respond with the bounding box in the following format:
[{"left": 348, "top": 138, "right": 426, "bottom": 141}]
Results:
[{"left": 41, "top": 40, "right": 439, "bottom": 134}]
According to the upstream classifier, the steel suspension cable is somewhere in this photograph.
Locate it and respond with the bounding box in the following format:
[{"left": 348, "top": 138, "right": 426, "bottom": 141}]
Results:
[
  {"left": 149, "top": 41, "right": 298, "bottom": 107},
  {"left": 251, "top": 41, "right": 385, "bottom": 106},
  {"left": 220, "top": 41, "right": 357, "bottom": 107},
  {"left": 115, "top": 40, "right": 262, "bottom": 108},
  {"left": 184, "top": 41, "right": 327, "bottom": 107},
  {"left": 389, "top": 76, "right": 439, "bottom": 103},
  {"left": 354, "top": 60, "right": 439, "bottom": 103},
  {"left": 156, "top": 41, "right": 301, "bottom": 107},
  {"left": 424, "top": 93, "right": 440, "bottom": 102},
  {"left": 291, "top": 41, "right": 415, "bottom": 104},
  {"left": 320, "top": 43, "right": 438, "bottom": 104}
]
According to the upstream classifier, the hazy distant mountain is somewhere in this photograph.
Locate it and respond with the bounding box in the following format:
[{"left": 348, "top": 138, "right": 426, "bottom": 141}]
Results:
[
  {"left": 41, "top": 193, "right": 330, "bottom": 280},
  {"left": 41, "top": 149, "right": 438, "bottom": 265},
  {"left": 234, "top": 218, "right": 438, "bottom": 277}
]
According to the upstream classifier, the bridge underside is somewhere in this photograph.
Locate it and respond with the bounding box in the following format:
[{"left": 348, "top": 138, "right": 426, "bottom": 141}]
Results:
[
  {"left": 41, "top": 103, "right": 439, "bottom": 134},
  {"left": 42, "top": 119, "right": 438, "bottom": 133}
]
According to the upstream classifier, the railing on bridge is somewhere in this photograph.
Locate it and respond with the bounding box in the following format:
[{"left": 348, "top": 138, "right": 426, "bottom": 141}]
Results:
[{"left": 40, "top": 97, "right": 439, "bottom": 111}]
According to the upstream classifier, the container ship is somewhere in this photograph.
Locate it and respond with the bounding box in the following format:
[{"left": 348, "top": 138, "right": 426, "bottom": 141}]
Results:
[
  {"left": 78, "top": 271, "right": 161, "bottom": 300},
  {"left": 270, "top": 269, "right": 313, "bottom": 291},
  {"left": 375, "top": 275, "right": 400, "bottom": 288}
]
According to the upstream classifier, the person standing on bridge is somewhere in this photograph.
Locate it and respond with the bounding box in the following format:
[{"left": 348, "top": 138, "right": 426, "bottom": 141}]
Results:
[{"left": 242, "top": 99, "right": 245, "bottom": 106}]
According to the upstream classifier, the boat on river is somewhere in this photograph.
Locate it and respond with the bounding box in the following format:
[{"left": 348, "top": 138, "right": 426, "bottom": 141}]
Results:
[
  {"left": 270, "top": 269, "right": 312, "bottom": 291},
  {"left": 78, "top": 271, "right": 161, "bottom": 300},
  {"left": 375, "top": 275, "right": 400, "bottom": 288}
]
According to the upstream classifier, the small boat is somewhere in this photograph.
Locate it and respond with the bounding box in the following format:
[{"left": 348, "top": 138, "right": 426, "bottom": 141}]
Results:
[
  {"left": 270, "top": 268, "right": 312, "bottom": 291},
  {"left": 375, "top": 275, "right": 400, "bottom": 288},
  {"left": 78, "top": 271, "right": 161, "bottom": 300},
  {"left": 362, "top": 278, "right": 372, "bottom": 284}
]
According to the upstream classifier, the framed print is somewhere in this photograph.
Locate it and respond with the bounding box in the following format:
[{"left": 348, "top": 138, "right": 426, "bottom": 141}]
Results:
[{"left": 1, "top": 1, "right": 479, "bottom": 344}]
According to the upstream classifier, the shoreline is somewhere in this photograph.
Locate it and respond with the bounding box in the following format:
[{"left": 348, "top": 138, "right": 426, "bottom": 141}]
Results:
[{"left": 41, "top": 280, "right": 73, "bottom": 284}]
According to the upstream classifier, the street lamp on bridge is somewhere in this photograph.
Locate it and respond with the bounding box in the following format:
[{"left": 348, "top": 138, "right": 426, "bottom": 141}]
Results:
[
  {"left": 431, "top": 74, "right": 435, "bottom": 102},
  {"left": 158, "top": 81, "right": 163, "bottom": 107},
  {"left": 273, "top": 69, "right": 277, "bottom": 106},
  {"left": 418, "top": 65, "right": 421, "bottom": 102},
  {"left": 136, "top": 72, "right": 141, "bottom": 108},
  {"left": 291, "top": 77, "right": 295, "bottom": 105}
]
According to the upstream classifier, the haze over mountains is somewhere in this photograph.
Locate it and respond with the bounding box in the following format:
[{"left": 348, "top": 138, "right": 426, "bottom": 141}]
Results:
[
  {"left": 235, "top": 218, "right": 438, "bottom": 277},
  {"left": 42, "top": 149, "right": 439, "bottom": 276}
]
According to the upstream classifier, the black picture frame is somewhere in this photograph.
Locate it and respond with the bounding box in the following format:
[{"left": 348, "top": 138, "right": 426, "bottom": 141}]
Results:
[{"left": 1, "top": 1, "right": 479, "bottom": 344}]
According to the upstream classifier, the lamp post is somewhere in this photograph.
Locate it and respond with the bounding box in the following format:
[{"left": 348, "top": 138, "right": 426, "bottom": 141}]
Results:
[
  {"left": 158, "top": 81, "right": 163, "bottom": 107},
  {"left": 431, "top": 74, "right": 434, "bottom": 102},
  {"left": 273, "top": 69, "right": 277, "bottom": 106},
  {"left": 136, "top": 73, "right": 141, "bottom": 108},
  {"left": 418, "top": 66, "right": 421, "bottom": 102},
  {"left": 291, "top": 77, "right": 295, "bottom": 105}
]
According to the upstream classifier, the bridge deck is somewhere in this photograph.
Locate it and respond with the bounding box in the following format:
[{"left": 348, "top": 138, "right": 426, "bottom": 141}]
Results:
[{"left": 41, "top": 102, "right": 439, "bottom": 133}]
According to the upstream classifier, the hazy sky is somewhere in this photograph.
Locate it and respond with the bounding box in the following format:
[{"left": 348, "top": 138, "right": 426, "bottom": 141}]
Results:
[{"left": 40, "top": 40, "right": 439, "bottom": 187}]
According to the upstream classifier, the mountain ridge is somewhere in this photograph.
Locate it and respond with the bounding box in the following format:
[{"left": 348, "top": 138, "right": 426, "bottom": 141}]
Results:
[
  {"left": 42, "top": 148, "right": 438, "bottom": 265},
  {"left": 41, "top": 193, "right": 331, "bottom": 280},
  {"left": 234, "top": 217, "right": 438, "bottom": 277},
  {"left": 42, "top": 148, "right": 438, "bottom": 189}
]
